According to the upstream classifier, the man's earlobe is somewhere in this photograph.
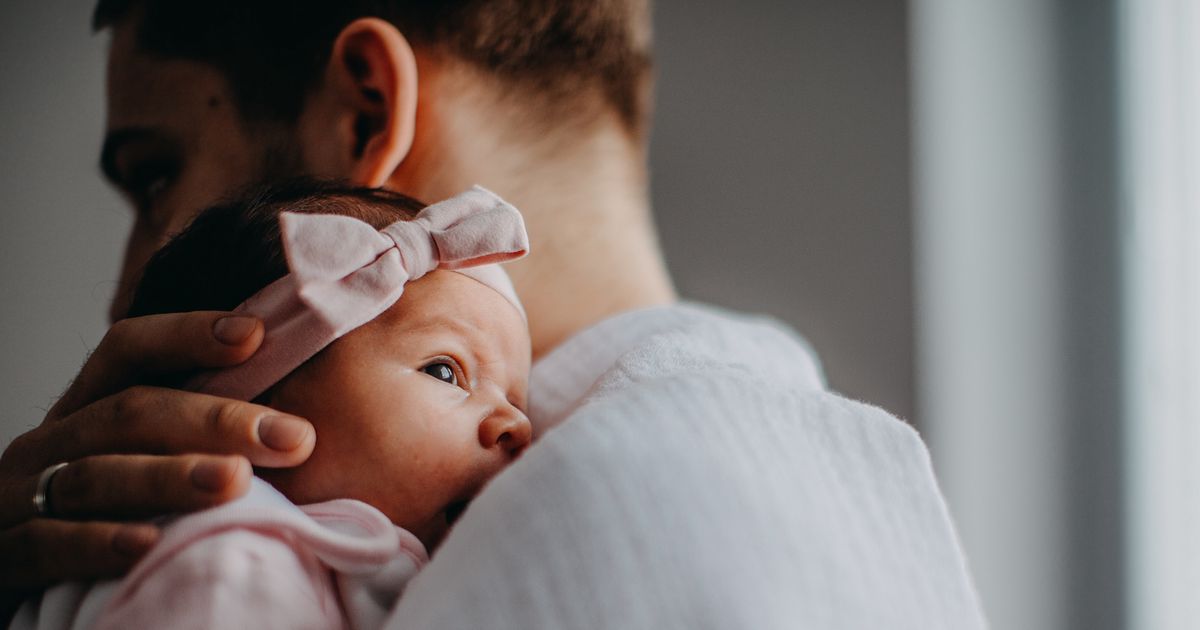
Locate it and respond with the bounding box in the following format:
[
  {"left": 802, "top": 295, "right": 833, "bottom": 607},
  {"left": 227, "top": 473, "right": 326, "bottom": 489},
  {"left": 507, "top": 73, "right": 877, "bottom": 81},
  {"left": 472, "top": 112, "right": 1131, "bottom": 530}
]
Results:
[{"left": 325, "top": 18, "right": 418, "bottom": 187}]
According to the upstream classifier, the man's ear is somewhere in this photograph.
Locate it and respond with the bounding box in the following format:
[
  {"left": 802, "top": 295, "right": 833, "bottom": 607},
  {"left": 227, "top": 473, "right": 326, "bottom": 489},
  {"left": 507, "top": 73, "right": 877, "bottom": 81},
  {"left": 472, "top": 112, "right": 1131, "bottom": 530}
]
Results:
[{"left": 301, "top": 18, "right": 418, "bottom": 187}]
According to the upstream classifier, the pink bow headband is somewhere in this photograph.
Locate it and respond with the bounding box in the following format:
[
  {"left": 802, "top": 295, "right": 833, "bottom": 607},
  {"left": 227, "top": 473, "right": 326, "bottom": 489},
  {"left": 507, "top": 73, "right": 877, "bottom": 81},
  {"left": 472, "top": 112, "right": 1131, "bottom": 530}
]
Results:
[{"left": 185, "top": 185, "right": 529, "bottom": 401}]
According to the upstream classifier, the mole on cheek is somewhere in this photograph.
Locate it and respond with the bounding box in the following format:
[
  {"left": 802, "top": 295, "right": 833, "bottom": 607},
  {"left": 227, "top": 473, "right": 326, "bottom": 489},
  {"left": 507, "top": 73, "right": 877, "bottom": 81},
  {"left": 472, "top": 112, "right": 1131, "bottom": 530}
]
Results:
[{"left": 208, "top": 96, "right": 220, "bottom": 109}]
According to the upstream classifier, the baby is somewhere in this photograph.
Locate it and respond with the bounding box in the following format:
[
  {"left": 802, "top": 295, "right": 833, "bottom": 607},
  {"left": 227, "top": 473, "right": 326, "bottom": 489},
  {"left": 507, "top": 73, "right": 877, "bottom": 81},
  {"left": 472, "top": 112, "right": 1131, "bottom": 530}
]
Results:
[{"left": 13, "top": 181, "right": 532, "bottom": 629}]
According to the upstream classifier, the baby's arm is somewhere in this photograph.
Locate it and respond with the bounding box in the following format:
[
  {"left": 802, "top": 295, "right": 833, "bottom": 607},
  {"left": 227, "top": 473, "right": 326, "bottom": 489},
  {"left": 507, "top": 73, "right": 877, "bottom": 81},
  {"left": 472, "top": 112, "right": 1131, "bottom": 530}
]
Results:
[{"left": 95, "top": 528, "right": 343, "bottom": 630}]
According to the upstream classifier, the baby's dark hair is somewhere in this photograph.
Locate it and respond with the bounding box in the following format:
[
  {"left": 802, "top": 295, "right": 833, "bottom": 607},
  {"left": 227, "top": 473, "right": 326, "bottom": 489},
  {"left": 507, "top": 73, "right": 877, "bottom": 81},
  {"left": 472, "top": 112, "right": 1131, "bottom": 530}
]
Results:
[{"left": 125, "top": 178, "right": 426, "bottom": 320}]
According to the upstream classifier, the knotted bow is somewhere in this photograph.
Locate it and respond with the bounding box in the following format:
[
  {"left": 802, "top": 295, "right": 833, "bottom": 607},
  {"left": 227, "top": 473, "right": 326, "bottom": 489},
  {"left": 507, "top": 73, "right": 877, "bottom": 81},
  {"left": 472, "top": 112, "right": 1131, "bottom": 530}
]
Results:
[{"left": 186, "top": 185, "right": 529, "bottom": 401}]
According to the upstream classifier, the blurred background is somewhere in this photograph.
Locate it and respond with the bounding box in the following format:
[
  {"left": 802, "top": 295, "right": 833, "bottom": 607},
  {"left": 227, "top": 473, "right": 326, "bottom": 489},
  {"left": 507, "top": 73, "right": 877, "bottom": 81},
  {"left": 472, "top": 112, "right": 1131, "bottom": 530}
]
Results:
[{"left": 1, "top": 1, "right": 1195, "bottom": 628}]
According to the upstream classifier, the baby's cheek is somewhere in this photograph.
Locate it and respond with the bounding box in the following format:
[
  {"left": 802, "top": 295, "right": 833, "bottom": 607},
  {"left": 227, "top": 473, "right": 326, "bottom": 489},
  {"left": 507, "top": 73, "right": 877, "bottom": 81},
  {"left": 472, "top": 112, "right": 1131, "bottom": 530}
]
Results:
[
  {"left": 256, "top": 462, "right": 325, "bottom": 505},
  {"left": 256, "top": 416, "right": 379, "bottom": 506}
]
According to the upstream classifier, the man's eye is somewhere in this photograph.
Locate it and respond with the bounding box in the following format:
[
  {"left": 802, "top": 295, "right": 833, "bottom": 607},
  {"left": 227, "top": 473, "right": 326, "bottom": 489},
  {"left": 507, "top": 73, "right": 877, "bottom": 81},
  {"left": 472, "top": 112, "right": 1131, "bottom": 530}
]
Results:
[
  {"left": 421, "top": 362, "right": 458, "bottom": 385},
  {"left": 125, "top": 159, "right": 179, "bottom": 220},
  {"left": 143, "top": 176, "right": 168, "bottom": 201}
]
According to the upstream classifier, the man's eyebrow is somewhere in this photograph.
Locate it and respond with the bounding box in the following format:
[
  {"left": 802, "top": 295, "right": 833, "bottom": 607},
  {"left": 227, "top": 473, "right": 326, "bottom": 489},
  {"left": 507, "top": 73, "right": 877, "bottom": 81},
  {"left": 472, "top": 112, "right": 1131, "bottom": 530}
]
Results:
[{"left": 99, "top": 127, "right": 167, "bottom": 186}]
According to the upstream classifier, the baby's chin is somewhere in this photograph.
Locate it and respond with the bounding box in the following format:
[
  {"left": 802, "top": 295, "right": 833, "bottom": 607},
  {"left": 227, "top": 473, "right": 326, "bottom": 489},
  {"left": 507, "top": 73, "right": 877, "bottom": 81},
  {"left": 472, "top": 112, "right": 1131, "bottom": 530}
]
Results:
[{"left": 411, "top": 498, "right": 473, "bottom": 552}]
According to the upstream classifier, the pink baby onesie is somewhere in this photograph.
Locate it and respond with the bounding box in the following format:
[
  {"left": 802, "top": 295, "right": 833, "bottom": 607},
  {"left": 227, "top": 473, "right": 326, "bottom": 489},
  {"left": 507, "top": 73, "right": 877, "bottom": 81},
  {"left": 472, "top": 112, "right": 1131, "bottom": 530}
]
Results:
[
  {"left": 13, "top": 478, "right": 427, "bottom": 630},
  {"left": 100, "top": 477, "right": 427, "bottom": 630}
]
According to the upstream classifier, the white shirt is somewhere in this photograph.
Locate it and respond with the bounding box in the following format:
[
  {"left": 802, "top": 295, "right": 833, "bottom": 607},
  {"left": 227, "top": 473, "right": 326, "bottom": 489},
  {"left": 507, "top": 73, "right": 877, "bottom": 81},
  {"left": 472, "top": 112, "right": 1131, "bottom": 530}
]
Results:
[
  {"left": 13, "top": 303, "right": 985, "bottom": 630},
  {"left": 385, "top": 302, "right": 987, "bottom": 629}
]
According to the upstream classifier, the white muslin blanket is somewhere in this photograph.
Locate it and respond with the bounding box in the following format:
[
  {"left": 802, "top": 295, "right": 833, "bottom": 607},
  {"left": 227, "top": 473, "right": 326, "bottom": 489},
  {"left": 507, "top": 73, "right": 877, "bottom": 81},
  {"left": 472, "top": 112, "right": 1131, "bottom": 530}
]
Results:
[{"left": 384, "top": 303, "right": 987, "bottom": 629}]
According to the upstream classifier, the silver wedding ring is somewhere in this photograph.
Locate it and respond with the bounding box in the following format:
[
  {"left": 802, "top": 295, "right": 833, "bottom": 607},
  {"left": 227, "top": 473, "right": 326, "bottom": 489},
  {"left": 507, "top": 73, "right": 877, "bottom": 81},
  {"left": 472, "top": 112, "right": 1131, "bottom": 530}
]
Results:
[{"left": 32, "top": 462, "right": 69, "bottom": 517}]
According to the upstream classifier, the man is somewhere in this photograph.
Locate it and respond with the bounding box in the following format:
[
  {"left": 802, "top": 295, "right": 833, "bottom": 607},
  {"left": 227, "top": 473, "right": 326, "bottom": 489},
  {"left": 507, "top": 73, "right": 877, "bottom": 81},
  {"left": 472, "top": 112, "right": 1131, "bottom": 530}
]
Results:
[{"left": 0, "top": 1, "right": 985, "bottom": 627}]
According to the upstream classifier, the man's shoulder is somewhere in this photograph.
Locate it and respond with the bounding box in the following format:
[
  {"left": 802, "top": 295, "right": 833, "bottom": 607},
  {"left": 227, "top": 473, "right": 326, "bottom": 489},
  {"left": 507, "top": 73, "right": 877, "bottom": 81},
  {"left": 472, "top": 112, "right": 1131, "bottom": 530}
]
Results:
[
  {"left": 530, "top": 302, "right": 827, "bottom": 431},
  {"left": 505, "top": 370, "right": 980, "bottom": 629},
  {"left": 594, "top": 302, "right": 826, "bottom": 390},
  {"left": 578, "top": 367, "right": 925, "bottom": 465}
]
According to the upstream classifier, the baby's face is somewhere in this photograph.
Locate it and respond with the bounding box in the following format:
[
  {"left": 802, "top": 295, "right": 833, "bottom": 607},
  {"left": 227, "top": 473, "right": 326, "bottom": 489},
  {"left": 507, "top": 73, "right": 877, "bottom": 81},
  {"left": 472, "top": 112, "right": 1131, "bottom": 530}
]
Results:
[{"left": 260, "top": 270, "right": 532, "bottom": 550}]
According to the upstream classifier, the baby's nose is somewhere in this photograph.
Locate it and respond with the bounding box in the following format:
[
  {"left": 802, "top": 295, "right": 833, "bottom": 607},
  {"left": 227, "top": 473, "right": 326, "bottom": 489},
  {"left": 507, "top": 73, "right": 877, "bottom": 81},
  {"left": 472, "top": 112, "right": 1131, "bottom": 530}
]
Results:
[{"left": 478, "top": 404, "right": 532, "bottom": 457}]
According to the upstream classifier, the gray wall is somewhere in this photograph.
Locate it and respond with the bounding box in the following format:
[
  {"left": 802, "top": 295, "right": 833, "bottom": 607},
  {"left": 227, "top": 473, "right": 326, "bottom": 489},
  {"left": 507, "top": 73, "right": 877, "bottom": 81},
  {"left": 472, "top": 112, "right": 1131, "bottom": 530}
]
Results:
[
  {"left": 0, "top": 0, "right": 916, "bottom": 444},
  {"left": 0, "top": 2, "right": 130, "bottom": 445},
  {"left": 651, "top": 0, "right": 914, "bottom": 421},
  {"left": 912, "top": 1, "right": 1124, "bottom": 628}
]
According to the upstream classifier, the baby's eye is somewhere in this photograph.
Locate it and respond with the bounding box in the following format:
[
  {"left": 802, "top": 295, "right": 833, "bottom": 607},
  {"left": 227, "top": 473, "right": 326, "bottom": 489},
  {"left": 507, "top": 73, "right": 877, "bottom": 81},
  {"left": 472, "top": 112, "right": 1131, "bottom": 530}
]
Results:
[{"left": 420, "top": 362, "right": 458, "bottom": 386}]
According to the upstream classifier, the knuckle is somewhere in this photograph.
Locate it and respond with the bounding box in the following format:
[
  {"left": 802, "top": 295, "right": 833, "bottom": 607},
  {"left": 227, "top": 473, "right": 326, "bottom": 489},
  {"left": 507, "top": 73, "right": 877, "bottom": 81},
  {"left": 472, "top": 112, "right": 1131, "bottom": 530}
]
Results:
[
  {"left": 111, "top": 386, "right": 155, "bottom": 423},
  {"left": 98, "top": 318, "right": 135, "bottom": 353},
  {"left": 171, "top": 314, "right": 206, "bottom": 351},
  {"left": 209, "top": 400, "right": 253, "bottom": 439},
  {"left": 4, "top": 430, "right": 31, "bottom": 457},
  {"left": 51, "top": 461, "right": 92, "bottom": 514},
  {"left": 1, "top": 430, "right": 39, "bottom": 470},
  {"left": 149, "top": 458, "right": 187, "bottom": 497},
  {"left": 185, "top": 310, "right": 214, "bottom": 328}
]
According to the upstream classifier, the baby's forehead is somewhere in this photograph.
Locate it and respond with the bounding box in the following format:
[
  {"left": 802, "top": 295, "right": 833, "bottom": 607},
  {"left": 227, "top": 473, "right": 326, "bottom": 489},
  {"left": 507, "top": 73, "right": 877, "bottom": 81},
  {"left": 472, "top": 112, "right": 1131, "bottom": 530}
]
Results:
[{"left": 369, "top": 271, "right": 531, "bottom": 354}]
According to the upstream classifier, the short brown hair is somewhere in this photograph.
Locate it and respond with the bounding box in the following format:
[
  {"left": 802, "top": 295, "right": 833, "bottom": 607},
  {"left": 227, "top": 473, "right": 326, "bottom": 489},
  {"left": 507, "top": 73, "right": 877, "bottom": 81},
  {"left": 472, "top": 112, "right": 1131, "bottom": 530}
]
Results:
[{"left": 93, "top": 0, "right": 653, "bottom": 136}]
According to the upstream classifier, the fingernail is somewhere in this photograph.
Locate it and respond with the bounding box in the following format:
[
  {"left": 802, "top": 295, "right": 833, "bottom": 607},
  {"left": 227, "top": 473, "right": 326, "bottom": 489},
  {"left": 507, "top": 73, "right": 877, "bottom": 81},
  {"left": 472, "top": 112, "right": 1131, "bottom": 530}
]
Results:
[
  {"left": 258, "top": 415, "right": 311, "bottom": 451},
  {"left": 190, "top": 458, "right": 236, "bottom": 492},
  {"left": 212, "top": 316, "right": 258, "bottom": 345},
  {"left": 113, "top": 525, "right": 159, "bottom": 558}
]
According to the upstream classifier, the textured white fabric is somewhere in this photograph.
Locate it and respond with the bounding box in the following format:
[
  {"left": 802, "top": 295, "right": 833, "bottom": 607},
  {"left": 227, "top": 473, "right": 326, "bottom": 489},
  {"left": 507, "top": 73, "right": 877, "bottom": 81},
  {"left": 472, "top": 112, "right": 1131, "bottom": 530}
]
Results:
[{"left": 385, "top": 302, "right": 986, "bottom": 629}]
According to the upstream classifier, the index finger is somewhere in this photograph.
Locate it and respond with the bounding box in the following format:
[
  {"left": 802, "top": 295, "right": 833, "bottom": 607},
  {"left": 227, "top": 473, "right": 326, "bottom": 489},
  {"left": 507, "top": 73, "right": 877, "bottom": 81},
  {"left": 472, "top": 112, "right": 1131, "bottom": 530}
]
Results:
[{"left": 48, "top": 311, "right": 264, "bottom": 422}]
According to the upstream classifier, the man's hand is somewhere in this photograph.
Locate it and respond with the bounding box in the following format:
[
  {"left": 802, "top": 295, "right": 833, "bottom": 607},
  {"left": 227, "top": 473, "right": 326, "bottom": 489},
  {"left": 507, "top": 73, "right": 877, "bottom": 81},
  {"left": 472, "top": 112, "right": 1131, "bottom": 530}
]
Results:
[{"left": 0, "top": 312, "right": 315, "bottom": 594}]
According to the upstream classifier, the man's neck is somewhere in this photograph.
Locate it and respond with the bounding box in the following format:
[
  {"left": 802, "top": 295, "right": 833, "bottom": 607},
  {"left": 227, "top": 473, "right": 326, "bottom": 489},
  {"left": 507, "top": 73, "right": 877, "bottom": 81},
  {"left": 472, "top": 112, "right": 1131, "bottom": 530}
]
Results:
[
  {"left": 387, "top": 75, "right": 677, "bottom": 358},
  {"left": 500, "top": 146, "right": 678, "bottom": 359}
]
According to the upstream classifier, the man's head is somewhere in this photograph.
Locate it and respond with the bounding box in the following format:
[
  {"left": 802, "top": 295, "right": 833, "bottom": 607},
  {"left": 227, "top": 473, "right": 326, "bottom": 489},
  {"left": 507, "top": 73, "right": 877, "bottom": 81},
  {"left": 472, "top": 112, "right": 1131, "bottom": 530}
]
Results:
[
  {"left": 96, "top": 0, "right": 654, "bottom": 321},
  {"left": 94, "top": 1, "right": 652, "bottom": 133}
]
